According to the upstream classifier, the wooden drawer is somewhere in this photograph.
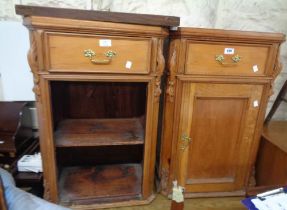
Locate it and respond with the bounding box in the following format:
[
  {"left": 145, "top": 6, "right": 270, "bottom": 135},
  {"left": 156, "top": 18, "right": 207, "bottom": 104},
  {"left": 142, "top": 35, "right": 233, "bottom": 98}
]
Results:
[
  {"left": 45, "top": 33, "right": 152, "bottom": 74},
  {"left": 185, "top": 42, "right": 270, "bottom": 76}
]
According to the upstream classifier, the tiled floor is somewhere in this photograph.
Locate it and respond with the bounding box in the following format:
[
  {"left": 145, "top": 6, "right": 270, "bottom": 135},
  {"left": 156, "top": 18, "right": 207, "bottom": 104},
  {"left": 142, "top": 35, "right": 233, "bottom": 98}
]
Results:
[{"left": 107, "top": 195, "right": 246, "bottom": 210}]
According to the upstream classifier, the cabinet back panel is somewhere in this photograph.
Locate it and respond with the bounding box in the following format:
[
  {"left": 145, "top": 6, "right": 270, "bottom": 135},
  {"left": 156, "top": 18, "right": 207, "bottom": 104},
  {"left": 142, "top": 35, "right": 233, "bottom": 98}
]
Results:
[
  {"left": 57, "top": 145, "right": 143, "bottom": 166},
  {"left": 51, "top": 81, "right": 147, "bottom": 121}
]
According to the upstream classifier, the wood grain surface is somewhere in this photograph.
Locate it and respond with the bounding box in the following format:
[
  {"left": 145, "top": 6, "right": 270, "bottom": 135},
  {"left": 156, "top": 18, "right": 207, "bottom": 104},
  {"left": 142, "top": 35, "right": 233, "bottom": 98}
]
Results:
[
  {"left": 19, "top": 8, "right": 167, "bottom": 206},
  {"left": 15, "top": 5, "right": 180, "bottom": 27},
  {"left": 160, "top": 27, "right": 285, "bottom": 197},
  {"left": 262, "top": 121, "right": 287, "bottom": 153},
  {"left": 59, "top": 164, "right": 142, "bottom": 205},
  {"left": 55, "top": 118, "right": 144, "bottom": 147},
  {"left": 46, "top": 33, "right": 152, "bottom": 74},
  {"left": 185, "top": 42, "right": 269, "bottom": 76}
]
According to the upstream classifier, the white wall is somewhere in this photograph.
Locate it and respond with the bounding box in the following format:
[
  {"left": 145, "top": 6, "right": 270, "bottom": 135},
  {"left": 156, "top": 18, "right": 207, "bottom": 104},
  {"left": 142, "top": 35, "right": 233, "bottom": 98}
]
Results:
[{"left": 0, "top": 21, "right": 34, "bottom": 101}]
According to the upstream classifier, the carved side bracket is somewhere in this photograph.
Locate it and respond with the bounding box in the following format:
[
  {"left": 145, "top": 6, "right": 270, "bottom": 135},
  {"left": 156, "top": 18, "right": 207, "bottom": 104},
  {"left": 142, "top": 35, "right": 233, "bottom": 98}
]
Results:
[
  {"left": 269, "top": 56, "right": 283, "bottom": 97},
  {"left": 27, "top": 32, "right": 41, "bottom": 102},
  {"left": 154, "top": 39, "right": 165, "bottom": 102},
  {"left": 166, "top": 40, "right": 179, "bottom": 102}
]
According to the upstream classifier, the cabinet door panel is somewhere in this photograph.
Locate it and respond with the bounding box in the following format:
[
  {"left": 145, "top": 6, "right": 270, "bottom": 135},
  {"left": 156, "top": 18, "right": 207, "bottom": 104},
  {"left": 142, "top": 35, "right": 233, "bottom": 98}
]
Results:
[{"left": 176, "top": 83, "right": 263, "bottom": 193}]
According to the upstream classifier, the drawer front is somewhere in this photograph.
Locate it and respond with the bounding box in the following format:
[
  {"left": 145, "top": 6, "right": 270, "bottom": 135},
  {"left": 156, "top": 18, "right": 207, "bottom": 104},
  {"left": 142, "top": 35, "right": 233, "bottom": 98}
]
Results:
[
  {"left": 185, "top": 42, "right": 269, "bottom": 76},
  {"left": 46, "top": 33, "right": 152, "bottom": 74}
]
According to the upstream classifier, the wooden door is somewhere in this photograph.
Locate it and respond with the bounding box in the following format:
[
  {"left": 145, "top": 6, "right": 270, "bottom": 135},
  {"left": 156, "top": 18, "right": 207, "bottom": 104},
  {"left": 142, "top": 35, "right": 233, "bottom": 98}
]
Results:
[{"left": 175, "top": 82, "right": 263, "bottom": 193}]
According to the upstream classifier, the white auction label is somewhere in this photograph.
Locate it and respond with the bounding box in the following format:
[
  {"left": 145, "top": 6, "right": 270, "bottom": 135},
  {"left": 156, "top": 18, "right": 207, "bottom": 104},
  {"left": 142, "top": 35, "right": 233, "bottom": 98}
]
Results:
[
  {"left": 125, "top": 61, "right": 132, "bottom": 69},
  {"left": 253, "top": 100, "right": 259, "bottom": 107},
  {"left": 253, "top": 65, "right": 259, "bottom": 72},
  {"left": 224, "top": 48, "right": 235, "bottom": 55},
  {"left": 99, "top": 39, "right": 112, "bottom": 47}
]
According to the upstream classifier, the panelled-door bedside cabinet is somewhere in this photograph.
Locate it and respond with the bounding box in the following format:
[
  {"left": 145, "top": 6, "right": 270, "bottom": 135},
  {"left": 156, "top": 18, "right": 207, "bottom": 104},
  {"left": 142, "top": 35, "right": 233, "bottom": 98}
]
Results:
[
  {"left": 160, "top": 28, "right": 285, "bottom": 197},
  {"left": 16, "top": 5, "right": 179, "bottom": 209}
]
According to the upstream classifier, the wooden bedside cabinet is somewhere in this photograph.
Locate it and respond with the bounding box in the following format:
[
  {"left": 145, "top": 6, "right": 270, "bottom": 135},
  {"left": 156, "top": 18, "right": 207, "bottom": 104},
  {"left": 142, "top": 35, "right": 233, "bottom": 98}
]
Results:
[
  {"left": 16, "top": 5, "right": 179, "bottom": 208},
  {"left": 160, "top": 28, "right": 285, "bottom": 197}
]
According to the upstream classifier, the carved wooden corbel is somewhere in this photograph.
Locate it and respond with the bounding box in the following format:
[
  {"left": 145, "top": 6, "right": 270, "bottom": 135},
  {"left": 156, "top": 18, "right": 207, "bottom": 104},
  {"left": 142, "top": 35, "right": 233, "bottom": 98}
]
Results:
[
  {"left": 154, "top": 39, "right": 165, "bottom": 102},
  {"left": 166, "top": 40, "right": 179, "bottom": 102},
  {"left": 27, "top": 32, "right": 41, "bottom": 102},
  {"left": 269, "top": 56, "right": 283, "bottom": 97}
]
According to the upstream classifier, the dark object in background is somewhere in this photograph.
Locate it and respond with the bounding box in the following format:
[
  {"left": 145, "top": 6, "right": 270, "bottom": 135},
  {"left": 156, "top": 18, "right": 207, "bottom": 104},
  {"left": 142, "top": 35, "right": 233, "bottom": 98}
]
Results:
[
  {"left": 0, "top": 102, "right": 36, "bottom": 172},
  {"left": 0, "top": 102, "right": 43, "bottom": 197}
]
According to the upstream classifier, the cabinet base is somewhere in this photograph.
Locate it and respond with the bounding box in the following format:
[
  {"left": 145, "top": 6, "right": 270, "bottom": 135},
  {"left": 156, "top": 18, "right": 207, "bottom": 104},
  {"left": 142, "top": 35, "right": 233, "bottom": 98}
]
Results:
[
  {"left": 184, "top": 190, "right": 245, "bottom": 198},
  {"left": 67, "top": 194, "right": 156, "bottom": 210},
  {"left": 165, "top": 190, "right": 245, "bottom": 199}
]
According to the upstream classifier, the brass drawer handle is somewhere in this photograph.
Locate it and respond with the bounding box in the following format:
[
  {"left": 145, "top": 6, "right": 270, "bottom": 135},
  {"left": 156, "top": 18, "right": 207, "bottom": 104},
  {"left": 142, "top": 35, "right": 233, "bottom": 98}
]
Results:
[
  {"left": 215, "top": 54, "right": 241, "bottom": 66},
  {"left": 180, "top": 133, "right": 192, "bottom": 151},
  {"left": 84, "top": 49, "right": 116, "bottom": 64}
]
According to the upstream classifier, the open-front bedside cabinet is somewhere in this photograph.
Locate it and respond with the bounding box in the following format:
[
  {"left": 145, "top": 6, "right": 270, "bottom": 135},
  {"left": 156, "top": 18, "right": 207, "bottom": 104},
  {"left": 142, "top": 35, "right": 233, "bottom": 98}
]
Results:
[{"left": 16, "top": 5, "right": 179, "bottom": 209}]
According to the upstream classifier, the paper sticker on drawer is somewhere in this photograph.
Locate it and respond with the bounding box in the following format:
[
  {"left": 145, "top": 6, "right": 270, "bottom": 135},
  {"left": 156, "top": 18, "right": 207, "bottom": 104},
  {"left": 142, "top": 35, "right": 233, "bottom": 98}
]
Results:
[
  {"left": 99, "top": 39, "right": 112, "bottom": 47},
  {"left": 224, "top": 48, "right": 235, "bottom": 55},
  {"left": 253, "top": 100, "right": 259, "bottom": 107},
  {"left": 125, "top": 61, "right": 132, "bottom": 69},
  {"left": 253, "top": 65, "right": 259, "bottom": 72}
]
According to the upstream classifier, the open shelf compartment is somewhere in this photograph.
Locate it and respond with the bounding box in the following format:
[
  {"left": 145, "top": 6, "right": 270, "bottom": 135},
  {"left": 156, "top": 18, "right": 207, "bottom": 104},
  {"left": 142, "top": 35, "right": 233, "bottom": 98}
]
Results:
[
  {"left": 51, "top": 81, "right": 147, "bottom": 148},
  {"left": 59, "top": 164, "right": 142, "bottom": 205},
  {"left": 55, "top": 118, "right": 144, "bottom": 147},
  {"left": 50, "top": 81, "right": 147, "bottom": 205}
]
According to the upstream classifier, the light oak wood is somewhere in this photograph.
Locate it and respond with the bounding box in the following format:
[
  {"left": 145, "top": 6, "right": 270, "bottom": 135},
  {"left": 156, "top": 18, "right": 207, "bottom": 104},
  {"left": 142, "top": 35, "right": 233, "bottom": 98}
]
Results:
[
  {"left": 45, "top": 33, "right": 152, "bottom": 74},
  {"left": 160, "top": 27, "right": 285, "bottom": 197},
  {"left": 172, "top": 27, "right": 285, "bottom": 43},
  {"left": 185, "top": 42, "right": 269, "bottom": 76},
  {"left": 176, "top": 83, "right": 263, "bottom": 193},
  {"left": 17, "top": 5, "right": 172, "bottom": 208}
]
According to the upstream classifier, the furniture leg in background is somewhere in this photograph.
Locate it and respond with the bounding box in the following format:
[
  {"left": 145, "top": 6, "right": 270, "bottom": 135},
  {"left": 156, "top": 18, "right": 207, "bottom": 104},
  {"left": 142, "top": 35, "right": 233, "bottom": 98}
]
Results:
[
  {"left": 247, "top": 79, "right": 287, "bottom": 196},
  {"left": 264, "top": 79, "right": 287, "bottom": 124}
]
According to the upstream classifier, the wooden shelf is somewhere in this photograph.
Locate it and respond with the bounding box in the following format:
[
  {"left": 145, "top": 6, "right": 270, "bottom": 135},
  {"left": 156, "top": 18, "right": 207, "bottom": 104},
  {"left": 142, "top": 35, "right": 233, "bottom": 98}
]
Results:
[
  {"left": 54, "top": 118, "right": 144, "bottom": 147},
  {"left": 58, "top": 164, "right": 142, "bottom": 205}
]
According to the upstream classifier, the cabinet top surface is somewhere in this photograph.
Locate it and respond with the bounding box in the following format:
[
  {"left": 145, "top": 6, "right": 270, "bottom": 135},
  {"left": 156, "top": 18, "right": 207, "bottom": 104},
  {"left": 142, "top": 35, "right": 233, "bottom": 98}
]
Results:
[
  {"left": 172, "top": 27, "right": 286, "bottom": 43},
  {"left": 15, "top": 5, "right": 180, "bottom": 27}
]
